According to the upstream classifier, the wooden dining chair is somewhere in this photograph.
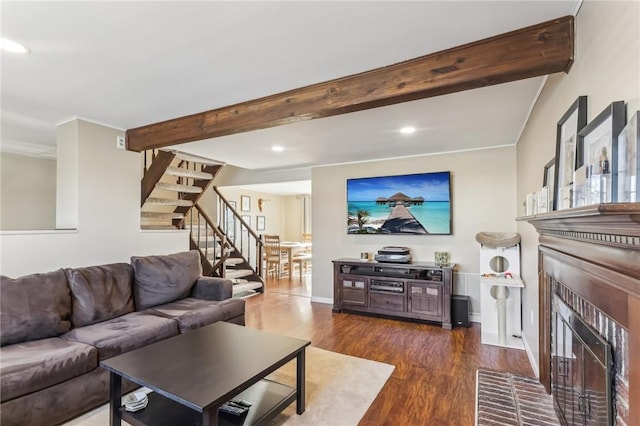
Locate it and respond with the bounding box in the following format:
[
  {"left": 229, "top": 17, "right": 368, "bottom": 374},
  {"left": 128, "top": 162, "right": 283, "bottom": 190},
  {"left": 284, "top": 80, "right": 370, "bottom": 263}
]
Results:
[
  {"left": 263, "top": 234, "right": 287, "bottom": 277},
  {"left": 301, "top": 233, "right": 312, "bottom": 253},
  {"left": 293, "top": 234, "right": 312, "bottom": 278}
]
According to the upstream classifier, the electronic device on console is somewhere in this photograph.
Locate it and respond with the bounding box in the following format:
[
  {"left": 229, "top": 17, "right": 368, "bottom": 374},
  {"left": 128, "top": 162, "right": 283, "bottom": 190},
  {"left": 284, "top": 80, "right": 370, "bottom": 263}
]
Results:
[
  {"left": 374, "top": 246, "right": 412, "bottom": 263},
  {"left": 370, "top": 280, "right": 404, "bottom": 294}
]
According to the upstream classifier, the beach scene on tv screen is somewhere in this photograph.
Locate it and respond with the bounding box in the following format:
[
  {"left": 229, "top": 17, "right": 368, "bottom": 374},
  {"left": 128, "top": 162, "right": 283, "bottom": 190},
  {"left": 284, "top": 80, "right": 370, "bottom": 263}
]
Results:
[{"left": 347, "top": 171, "right": 451, "bottom": 234}]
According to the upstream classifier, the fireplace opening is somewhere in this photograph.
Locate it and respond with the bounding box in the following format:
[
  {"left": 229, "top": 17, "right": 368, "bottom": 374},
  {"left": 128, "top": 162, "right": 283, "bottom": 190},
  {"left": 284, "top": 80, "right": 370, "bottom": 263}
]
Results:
[{"left": 552, "top": 293, "right": 614, "bottom": 425}]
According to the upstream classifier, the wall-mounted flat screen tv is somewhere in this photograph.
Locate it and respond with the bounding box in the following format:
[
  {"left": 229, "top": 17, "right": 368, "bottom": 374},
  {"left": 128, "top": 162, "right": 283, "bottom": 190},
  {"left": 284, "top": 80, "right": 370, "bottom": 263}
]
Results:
[{"left": 347, "top": 171, "right": 451, "bottom": 235}]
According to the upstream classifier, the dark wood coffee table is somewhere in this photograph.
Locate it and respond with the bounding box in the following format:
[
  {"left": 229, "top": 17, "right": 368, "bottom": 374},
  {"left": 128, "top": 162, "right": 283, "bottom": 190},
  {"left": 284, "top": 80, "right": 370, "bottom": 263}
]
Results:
[{"left": 100, "top": 322, "right": 310, "bottom": 426}]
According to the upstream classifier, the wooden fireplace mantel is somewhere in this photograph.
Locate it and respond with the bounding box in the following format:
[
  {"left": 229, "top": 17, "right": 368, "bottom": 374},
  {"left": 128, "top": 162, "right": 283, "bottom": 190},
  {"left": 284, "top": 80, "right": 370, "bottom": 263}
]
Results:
[
  {"left": 520, "top": 203, "right": 640, "bottom": 425},
  {"left": 522, "top": 203, "right": 640, "bottom": 240}
]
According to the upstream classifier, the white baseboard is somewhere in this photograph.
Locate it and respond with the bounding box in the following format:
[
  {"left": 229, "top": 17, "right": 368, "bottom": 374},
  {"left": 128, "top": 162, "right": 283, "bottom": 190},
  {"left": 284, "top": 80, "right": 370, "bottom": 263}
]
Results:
[
  {"left": 522, "top": 333, "right": 539, "bottom": 378},
  {"left": 470, "top": 313, "right": 481, "bottom": 323},
  {"left": 310, "top": 296, "right": 333, "bottom": 305}
]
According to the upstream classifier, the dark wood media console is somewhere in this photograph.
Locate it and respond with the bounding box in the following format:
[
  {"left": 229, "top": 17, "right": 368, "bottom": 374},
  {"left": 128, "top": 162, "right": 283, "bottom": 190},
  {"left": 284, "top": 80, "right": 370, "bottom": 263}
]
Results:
[{"left": 332, "top": 258, "right": 455, "bottom": 329}]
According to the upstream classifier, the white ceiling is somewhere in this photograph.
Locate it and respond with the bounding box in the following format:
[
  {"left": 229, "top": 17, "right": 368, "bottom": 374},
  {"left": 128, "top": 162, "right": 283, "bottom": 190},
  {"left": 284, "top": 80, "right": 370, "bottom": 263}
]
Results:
[{"left": 1, "top": 1, "right": 580, "bottom": 177}]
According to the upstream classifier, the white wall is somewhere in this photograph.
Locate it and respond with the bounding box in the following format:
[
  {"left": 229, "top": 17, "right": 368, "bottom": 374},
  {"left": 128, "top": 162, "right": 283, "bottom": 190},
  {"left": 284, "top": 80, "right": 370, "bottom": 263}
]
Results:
[
  {"left": 311, "top": 145, "right": 518, "bottom": 314},
  {"left": 516, "top": 0, "right": 640, "bottom": 375},
  {"left": 56, "top": 121, "right": 79, "bottom": 229},
  {"left": 0, "top": 152, "right": 57, "bottom": 230},
  {"left": 215, "top": 187, "right": 287, "bottom": 236},
  {"left": 0, "top": 120, "right": 188, "bottom": 277},
  {"left": 283, "top": 195, "right": 305, "bottom": 241}
]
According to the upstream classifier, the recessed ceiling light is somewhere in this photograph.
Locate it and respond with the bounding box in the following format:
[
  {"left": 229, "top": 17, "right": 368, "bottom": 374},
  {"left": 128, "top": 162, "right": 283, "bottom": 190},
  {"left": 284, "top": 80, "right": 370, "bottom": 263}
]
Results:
[
  {"left": 272, "top": 145, "right": 284, "bottom": 152},
  {"left": 1, "top": 38, "right": 30, "bottom": 55},
  {"left": 400, "top": 126, "right": 416, "bottom": 134}
]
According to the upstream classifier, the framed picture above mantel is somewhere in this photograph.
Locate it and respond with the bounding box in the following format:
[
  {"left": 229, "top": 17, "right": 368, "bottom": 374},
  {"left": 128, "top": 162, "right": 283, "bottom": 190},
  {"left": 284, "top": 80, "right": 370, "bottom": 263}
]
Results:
[
  {"left": 617, "top": 111, "right": 639, "bottom": 202},
  {"left": 553, "top": 96, "right": 587, "bottom": 210},
  {"left": 575, "top": 101, "right": 625, "bottom": 206}
]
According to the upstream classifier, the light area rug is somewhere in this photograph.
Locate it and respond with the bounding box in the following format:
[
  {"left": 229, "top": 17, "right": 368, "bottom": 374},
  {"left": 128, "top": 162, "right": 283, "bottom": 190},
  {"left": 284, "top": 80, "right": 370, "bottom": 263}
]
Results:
[{"left": 64, "top": 347, "right": 395, "bottom": 426}]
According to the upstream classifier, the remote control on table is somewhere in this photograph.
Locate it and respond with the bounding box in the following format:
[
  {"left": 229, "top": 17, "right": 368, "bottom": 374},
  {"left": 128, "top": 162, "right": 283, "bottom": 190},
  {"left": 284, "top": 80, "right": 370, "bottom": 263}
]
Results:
[
  {"left": 230, "top": 398, "right": 252, "bottom": 407},
  {"left": 219, "top": 403, "right": 248, "bottom": 416}
]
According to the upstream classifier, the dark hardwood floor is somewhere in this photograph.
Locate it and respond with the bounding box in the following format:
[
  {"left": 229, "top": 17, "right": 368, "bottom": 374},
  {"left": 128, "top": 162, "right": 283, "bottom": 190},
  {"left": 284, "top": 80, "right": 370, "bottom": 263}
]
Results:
[{"left": 245, "top": 276, "right": 534, "bottom": 425}]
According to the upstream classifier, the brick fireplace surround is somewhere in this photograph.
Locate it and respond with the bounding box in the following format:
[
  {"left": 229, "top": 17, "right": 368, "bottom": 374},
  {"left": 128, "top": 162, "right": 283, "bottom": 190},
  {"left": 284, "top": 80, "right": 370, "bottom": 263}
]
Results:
[{"left": 525, "top": 204, "right": 640, "bottom": 425}]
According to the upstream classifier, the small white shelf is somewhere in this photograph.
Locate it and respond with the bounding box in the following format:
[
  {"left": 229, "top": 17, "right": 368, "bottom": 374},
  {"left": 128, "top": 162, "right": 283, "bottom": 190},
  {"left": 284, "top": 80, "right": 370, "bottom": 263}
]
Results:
[
  {"left": 481, "top": 332, "right": 525, "bottom": 350},
  {"left": 480, "top": 274, "right": 525, "bottom": 288}
]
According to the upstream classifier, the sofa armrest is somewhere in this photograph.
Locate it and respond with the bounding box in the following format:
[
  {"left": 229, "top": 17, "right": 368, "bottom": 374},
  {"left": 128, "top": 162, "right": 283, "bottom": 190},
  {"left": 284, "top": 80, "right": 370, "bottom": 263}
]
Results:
[{"left": 190, "top": 277, "right": 233, "bottom": 301}]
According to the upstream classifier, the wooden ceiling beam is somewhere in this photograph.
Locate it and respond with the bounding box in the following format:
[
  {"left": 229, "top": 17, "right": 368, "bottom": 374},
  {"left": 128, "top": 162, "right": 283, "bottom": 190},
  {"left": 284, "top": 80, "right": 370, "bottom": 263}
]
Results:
[{"left": 126, "top": 16, "right": 574, "bottom": 152}]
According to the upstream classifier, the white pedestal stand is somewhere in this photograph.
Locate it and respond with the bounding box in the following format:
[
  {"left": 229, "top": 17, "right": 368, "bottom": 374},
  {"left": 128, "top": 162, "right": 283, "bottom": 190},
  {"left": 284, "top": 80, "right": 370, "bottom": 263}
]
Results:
[
  {"left": 480, "top": 274, "right": 525, "bottom": 349},
  {"left": 479, "top": 245, "right": 525, "bottom": 350}
]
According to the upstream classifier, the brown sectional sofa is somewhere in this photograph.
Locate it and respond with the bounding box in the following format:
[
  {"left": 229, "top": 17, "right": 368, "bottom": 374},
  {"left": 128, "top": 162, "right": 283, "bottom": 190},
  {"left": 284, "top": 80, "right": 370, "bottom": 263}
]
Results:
[{"left": 0, "top": 250, "right": 245, "bottom": 426}]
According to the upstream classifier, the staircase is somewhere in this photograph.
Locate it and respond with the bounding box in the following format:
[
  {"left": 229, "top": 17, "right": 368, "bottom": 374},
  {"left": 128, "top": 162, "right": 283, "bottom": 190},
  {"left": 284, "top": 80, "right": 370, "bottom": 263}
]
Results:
[{"left": 141, "top": 149, "right": 264, "bottom": 298}]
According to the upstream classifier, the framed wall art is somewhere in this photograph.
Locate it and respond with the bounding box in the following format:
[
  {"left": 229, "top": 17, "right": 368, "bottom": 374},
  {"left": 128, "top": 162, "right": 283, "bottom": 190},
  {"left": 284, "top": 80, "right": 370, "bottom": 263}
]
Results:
[
  {"left": 256, "top": 216, "right": 265, "bottom": 231},
  {"left": 347, "top": 171, "right": 451, "bottom": 234},
  {"left": 241, "top": 195, "right": 251, "bottom": 212},
  {"left": 617, "top": 111, "right": 639, "bottom": 202},
  {"left": 577, "top": 101, "right": 625, "bottom": 204},
  {"left": 543, "top": 158, "right": 555, "bottom": 211},
  {"left": 543, "top": 159, "right": 555, "bottom": 187},
  {"left": 553, "top": 96, "right": 587, "bottom": 210}
]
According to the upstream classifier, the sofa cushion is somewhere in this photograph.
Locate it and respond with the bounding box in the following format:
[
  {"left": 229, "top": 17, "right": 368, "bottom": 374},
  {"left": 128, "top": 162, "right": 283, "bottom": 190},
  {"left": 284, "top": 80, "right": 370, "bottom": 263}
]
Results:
[
  {"left": 0, "top": 337, "right": 97, "bottom": 402},
  {"left": 61, "top": 312, "right": 178, "bottom": 360},
  {"left": 0, "top": 270, "right": 71, "bottom": 346},
  {"left": 214, "top": 298, "right": 245, "bottom": 322},
  {"left": 191, "top": 276, "right": 233, "bottom": 301},
  {"left": 142, "top": 297, "right": 244, "bottom": 333},
  {"left": 64, "top": 263, "right": 135, "bottom": 328},
  {"left": 131, "top": 250, "right": 202, "bottom": 310},
  {"left": 142, "top": 298, "right": 223, "bottom": 333}
]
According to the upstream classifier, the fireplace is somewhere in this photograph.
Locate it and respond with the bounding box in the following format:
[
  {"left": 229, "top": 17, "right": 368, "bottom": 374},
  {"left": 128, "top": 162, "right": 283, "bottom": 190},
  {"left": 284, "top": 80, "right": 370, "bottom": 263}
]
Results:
[
  {"left": 552, "top": 292, "right": 613, "bottom": 425},
  {"left": 523, "top": 204, "right": 640, "bottom": 425}
]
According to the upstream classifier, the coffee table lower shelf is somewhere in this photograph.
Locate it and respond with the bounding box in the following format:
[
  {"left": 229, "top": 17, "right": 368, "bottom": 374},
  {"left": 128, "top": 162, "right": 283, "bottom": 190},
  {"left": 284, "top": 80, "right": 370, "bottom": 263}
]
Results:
[{"left": 120, "top": 379, "right": 296, "bottom": 426}]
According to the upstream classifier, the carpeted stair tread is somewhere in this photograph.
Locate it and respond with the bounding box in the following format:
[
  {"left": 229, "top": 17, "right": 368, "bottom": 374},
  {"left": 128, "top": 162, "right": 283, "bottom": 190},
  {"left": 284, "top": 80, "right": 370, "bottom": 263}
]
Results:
[
  {"left": 197, "top": 247, "right": 220, "bottom": 257},
  {"left": 200, "top": 248, "right": 233, "bottom": 260},
  {"left": 225, "top": 257, "right": 245, "bottom": 266},
  {"left": 165, "top": 166, "right": 213, "bottom": 180},
  {"left": 232, "top": 281, "right": 263, "bottom": 293},
  {"left": 146, "top": 197, "right": 193, "bottom": 207},
  {"left": 141, "top": 211, "right": 184, "bottom": 220},
  {"left": 225, "top": 269, "right": 254, "bottom": 279},
  {"left": 155, "top": 182, "right": 202, "bottom": 194}
]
